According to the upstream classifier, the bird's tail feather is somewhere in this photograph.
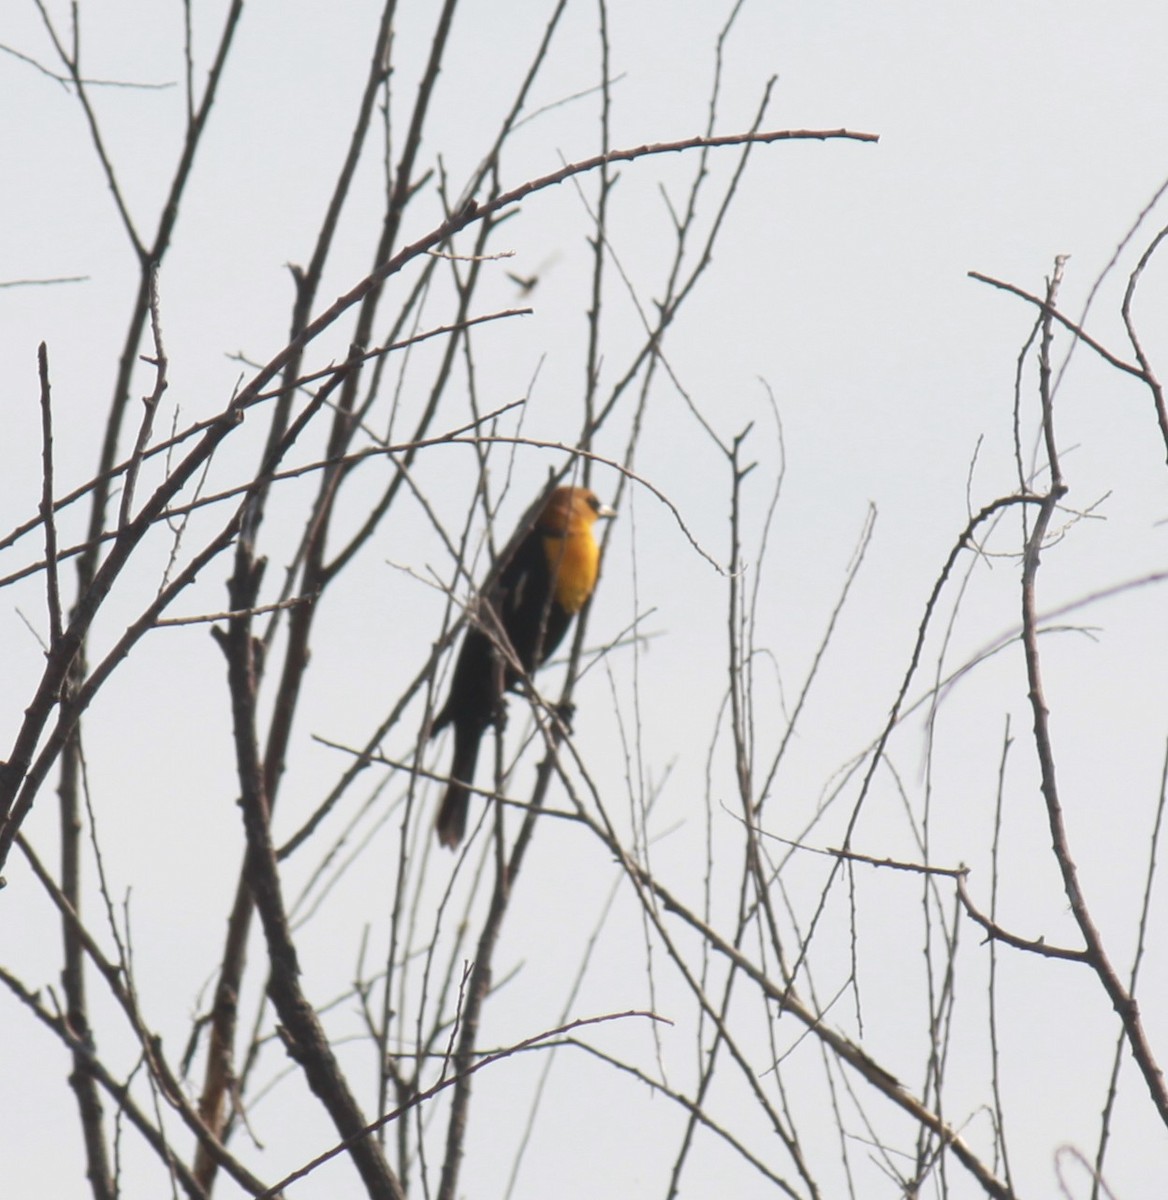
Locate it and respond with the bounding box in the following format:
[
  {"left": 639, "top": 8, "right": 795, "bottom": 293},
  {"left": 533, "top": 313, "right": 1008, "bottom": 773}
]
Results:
[
  {"left": 435, "top": 781, "right": 470, "bottom": 848},
  {"left": 435, "top": 724, "right": 483, "bottom": 848}
]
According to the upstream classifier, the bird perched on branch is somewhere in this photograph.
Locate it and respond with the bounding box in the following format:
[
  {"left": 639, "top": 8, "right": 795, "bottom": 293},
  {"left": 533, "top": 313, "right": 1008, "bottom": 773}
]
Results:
[{"left": 431, "top": 485, "right": 615, "bottom": 848}]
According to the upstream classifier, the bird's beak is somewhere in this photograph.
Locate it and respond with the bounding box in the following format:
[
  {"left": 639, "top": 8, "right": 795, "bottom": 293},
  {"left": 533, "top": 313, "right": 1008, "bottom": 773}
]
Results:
[{"left": 597, "top": 503, "right": 617, "bottom": 520}]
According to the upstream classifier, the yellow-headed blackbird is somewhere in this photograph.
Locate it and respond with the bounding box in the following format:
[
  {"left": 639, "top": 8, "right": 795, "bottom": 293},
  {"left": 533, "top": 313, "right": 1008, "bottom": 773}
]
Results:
[{"left": 431, "top": 485, "right": 615, "bottom": 847}]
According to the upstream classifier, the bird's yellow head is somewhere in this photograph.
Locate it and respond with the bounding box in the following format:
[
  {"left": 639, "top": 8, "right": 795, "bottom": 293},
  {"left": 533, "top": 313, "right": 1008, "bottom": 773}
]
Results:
[{"left": 537, "top": 486, "right": 616, "bottom": 537}]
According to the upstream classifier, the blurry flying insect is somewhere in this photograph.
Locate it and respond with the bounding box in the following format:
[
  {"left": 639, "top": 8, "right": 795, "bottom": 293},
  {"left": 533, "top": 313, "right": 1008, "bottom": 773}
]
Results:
[{"left": 506, "top": 252, "right": 561, "bottom": 297}]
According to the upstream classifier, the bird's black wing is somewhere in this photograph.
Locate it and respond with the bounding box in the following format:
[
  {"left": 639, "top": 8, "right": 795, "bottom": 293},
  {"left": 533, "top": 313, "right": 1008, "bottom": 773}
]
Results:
[
  {"left": 494, "top": 530, "right": 572, "bottom": 677},
  {"left": 431, "top": 524, "right": 562, "bottom": 740}
]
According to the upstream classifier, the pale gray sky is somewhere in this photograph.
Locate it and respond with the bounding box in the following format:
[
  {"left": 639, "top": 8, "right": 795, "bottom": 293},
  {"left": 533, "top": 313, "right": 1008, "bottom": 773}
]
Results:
[{"left": 4, "top": 2, "right": 1168, "bottom": 1196}]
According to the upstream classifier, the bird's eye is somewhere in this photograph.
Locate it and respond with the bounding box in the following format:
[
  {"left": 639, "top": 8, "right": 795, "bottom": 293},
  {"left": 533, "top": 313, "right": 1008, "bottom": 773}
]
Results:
[{"left": 587, "top": 494, "right": 600, "bottom": 512}]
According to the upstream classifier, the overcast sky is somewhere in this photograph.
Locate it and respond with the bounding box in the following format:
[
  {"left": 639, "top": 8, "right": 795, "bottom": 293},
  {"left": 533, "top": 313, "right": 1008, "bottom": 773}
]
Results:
[{"left": 4, "top": 3, "right": 1168, "bottom": 1197}]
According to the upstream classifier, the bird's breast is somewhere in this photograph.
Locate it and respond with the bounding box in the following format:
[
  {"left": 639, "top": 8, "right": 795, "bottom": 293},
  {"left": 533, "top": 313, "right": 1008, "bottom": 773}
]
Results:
[{"left": 543, "top": 531, "right": 600, "bottom": 615}]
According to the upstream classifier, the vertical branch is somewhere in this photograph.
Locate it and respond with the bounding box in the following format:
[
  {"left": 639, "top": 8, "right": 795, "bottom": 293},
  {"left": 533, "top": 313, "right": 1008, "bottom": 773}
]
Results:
[
  {"left": 1020, "top": 257, "right": 1168, "bottom": 1124},
  {"left": 1092, "top": 736, "right": 1168, "bottom": 1200},
  {"left": 214, "top": 545, "right": 405, "bottom": 1200},
  {"left": 194, "top": 354, "right": 361, "bottom": 1186},
  {"left": 181, "top": 0, "right": 196, "bottom": 127},
  {"left": 38, "top": 343, "right": 63, "bottom": 646},
  {"left": 1120, "top": 222, "right": 1168, "bottom": 461},
  {"left": 38, "top": 331, "right": 114, "bottom": 1200},
  {"left": 436, "top": 866, "right": 505, "bottom": 1200},
  {"left": 988, "top": 717, "right": 1016, "bottom": 1195},
  {"left": 580, "top": 0, "right": 613, "bottom": 480},
  {"left": 727, "top": 428, "right": 756, "bottom": 829},
  {"left": 57, "top": 730, "right": 115, "bottom": 1200},
  {"left": 41, "top": 339, "right": 115, "bottom": 1199},
  {"left": 119, "top": 267, "right": 168, "bottom": 531}
]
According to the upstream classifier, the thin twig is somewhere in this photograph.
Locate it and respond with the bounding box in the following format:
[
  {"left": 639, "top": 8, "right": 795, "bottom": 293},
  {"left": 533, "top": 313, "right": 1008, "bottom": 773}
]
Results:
[
  {"left": 37, "top": 344, "right": 63, "bottom": 646},
  {"left": 968, "top": 270, "right": 1145, "bottom": 380},
  {"left": 118, "top": 265, "right": 168, "bottom": 530},
  {"left": 254, "top": 1011, "right": 666, "bottom": 1199}
]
